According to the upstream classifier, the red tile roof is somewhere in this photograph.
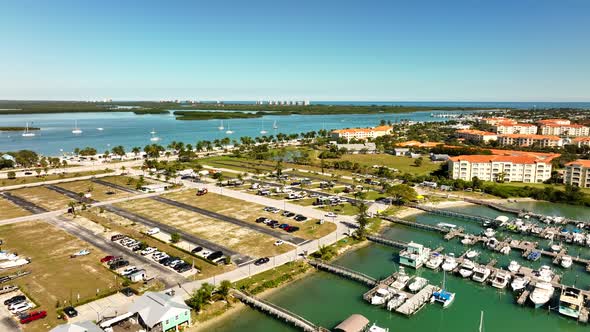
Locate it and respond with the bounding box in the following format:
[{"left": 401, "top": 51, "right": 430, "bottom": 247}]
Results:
[
  {"left": 456, "top": 129, "right": 497, "bottom": 136},
  {"left": 449, "top": 155, "right": 546, "bottom": 164},
  {"left": 499, "top": 134, "right": 561, "bottom": 141},
  {"left": 566, "top": 159, "right": 590, "bottom": 167}
]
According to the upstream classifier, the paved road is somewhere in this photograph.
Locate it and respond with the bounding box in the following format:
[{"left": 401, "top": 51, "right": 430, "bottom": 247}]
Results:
[
  {"left": 100, "top": 205, "right": 253, "bottom": 266},
  {"left": 45, "top": 184, "right": 96, "bottom": 204},
  {"left": 151, "top": 196, "right": 309, "bottom": 246},
  {"left": 0, "top": 192, "right": 48, "bottom": 214}
]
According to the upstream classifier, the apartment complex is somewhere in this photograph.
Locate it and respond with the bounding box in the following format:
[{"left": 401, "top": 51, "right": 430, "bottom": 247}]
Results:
[
  {"left": 498, "top": 134, "right": 563, "bottom": 147},
  {"left": 456, "top": 129, "right": 498, "bottom": 142},
  {"left": 537, "top": 119, "right": 571, "bottom": 126},
  {"left": 538, "top": 123, "right": 590, "bottom": 137},
  {"left": 449, "top": 153, "right": 555, "bottom": 183},
  {"left": 573, "top": 137, "right": 590, "bottom": 147},
  {"left": 331, "top": 125, "right": 392, "bottom": 141},
  {"left": 492, "top": 121, "right": 538, "bottom": 135},
  {"left": 564, "top": 160, "right": 590, "bottom": 188},
  {"left": 480, "top": 117, "right": 515, "bottom": 126}
]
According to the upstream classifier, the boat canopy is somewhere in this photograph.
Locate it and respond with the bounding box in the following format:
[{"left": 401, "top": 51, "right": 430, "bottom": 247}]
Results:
[{"left": 433, "top": 290, "right": 452, "bottom": 301}]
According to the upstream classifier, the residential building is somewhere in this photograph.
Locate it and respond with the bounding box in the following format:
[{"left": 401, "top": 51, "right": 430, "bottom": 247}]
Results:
[
  {"left": 129, "top": 291, "right": 191, "bottom": 332},
  {"left": 51, "top": 321, "right": 102, "bottom": 332},
  {"left": 430, "top": 153, "right": 450, "bottom": 161},
  {"left": 480, "top": 117, "right": 516, "bottom": 126},
  {"left": 539, "top": 123, "right": 590, "bottom": 137},
  {"left": 537, "top": 119, "right": 571, "bottom": 126},
  {"left": 399, "top": 242, "right": 430, "bottom": 268},
  {"left": 449, "top": 154, "right": 555, "bottom": 183},
  {"left": 391, "top": 148, "right": 410, "bottom": 156},
  {"left": 330, "top": 125, "right": 392, "bottom": 141},
  {"left": 492, "top": 121, "right": 538, "bottom": 135},
  {"left": 335, "top": 142, "right": 377, "bottom": 154},
  {"left": 498, "top": 134, "right": 563, "bottom": 147},
  {"left": 397, "top": 140, "right": 442, "bottom": 148},
  {"left": 564, "top": 160, "right": 590, "bottom": 188},
  {"left": 139, "top": 183, "right": 170, "bottom": 193},
  {"left": 456, "top": 129, "right": 498, "bottom": 142},
  {"left": 573, "top": 137, "right": 590, "bottom": 147}
]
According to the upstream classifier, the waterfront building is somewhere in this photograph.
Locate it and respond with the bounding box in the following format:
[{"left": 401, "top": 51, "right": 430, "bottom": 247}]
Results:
[
  {"left": 449, "top": 154, "right": 555, "bottom": 183},
  {"left": 399, "top": 242, "right": 431, "bottom": 268},
  {"left": 497, "top": 134, "right": 563, "bottom": 147},
  {"left": 129, "top": 291, "right": 191, "bottom": 332},
  {"left": 572, "top": 137, "right": 590, "bottom": 147},
  {"left": 480, "top": 117, "right": 515, "bottom": 126},
  {"left": 539, "top": 123, "right": 590, "bottom": 137},
  {"left": 564, "top": 159, "right": 590, "bottom": 188},
  {"left": 492, "top": 121, "right": 538, "bottom": 135},
  {"left": 330, "top": 125, "right": 392, "bottom": 141},
  {"left": 455, "top": 129, "right": 498, "bottom": 143}
]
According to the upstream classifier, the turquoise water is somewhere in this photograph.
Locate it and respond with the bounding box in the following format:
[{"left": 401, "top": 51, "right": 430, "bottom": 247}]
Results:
[
  {"left": 208, "top": 203, "right": 590, "bottom": 332},
  {"left": 0, "top": 110, "right": 470, "bottom": 155}
]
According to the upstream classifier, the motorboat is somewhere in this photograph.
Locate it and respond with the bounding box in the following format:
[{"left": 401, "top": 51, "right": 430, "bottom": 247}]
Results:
[
  {"left": 370, "top": 288, "right": 393, "bottom": 305},
  {"left": 507, "top": 261, "right": 521, "bottom": 273},
  {"left": 536, "top": 265, "right": 554, "bottom": 283},
  {"left": 526, "top": 251, "right": 541, "bottom": 261},
  {"left": 97, "top": 127, "right": 104, "bottom": 131},
  {"left": 368, "top": 323, "right": 389, "bottom": 332},
  {"left": 386, "top": 292, "right": 407, "bottom": 311},
  {"left": 391, "top": 267, "right": 411, "bottom": 290},
  {"left": 483, "top": 228, "right": 496, "bottom": 238},
  {"left": 499, "top": 245, "right": 511, "bottom": 255},
  {"left": 486, "top": 237, "right": 498, "bottom": 249},
  {"left": 437, "top": 223, "right": 456, "bottom": 229},
  {"left": 72, "top": 120, "right": 83, "bottom": 135},
  {"left": 491, "top": 271, "right": 511, "bottom": 289},
  {"left": 458, "top": 259, "right": 476, "bottom": 278},
  {"left": 559, "top": 287, "right": 584, "bottom": 319},
  {"left": 408, "top": 277, "right": 428, "bottom": 293},
  {"left": 529, "top": 282, "right": 555, "bottom": 308},
  {"left": 495, "top": 215, "right": 510, "bottom": 226},
  {"left": 550, "top": 243, "right": 562, "bottom": 252},
  {"left": 461, "top": 237, "right": 473, "bottom": 245},
  {"left": 425, "top": 253, "right": 444, "bottom": 269},
  {"left": 441, "top": 254, "right": 458, "bottom": 272},
  {"left": 560, "top": 256, "right": 573, "bottom": 269},
  {"left": 465, "top": 250, "right": 479, "bottom": 259},
  {"left": 472, "top": 266, "right": 491, "bottom": 283},
  {"left": 511, "top": 274, "right": 530, "bottom": 292}
]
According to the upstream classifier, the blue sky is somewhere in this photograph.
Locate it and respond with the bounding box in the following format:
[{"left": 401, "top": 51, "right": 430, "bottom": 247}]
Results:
[{"left": 1, "top": 0, "right": 589, "bottom": 101}]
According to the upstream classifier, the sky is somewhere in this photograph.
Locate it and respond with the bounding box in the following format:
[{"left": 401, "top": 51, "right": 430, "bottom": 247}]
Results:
[{"left": 1, "top": 0, "right": 589, "bottom": 102}]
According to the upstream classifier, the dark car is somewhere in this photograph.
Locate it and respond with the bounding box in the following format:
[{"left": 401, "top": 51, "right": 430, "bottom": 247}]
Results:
[
  {"left": 294, "top": 215, "right": 307, "bottom": 222},
  {"left": 286, "top": 226, "right": 300, "bottom": 233},
  {"left": 254, "top": 257, "right": 270, "bottom": 266},
  {"left": 290, "top": 181, "right": 301, "bottom": 186},
  {"left": 164, "top": 257, "right": 180, "bottom": 266},
  {"left": 120, "top": 287, "right": 135, "bottom": 297},
  {"left": 255, "top": 217, "right": 267, "bottom": 223},
  {"left": 207, "top": 251, "right": 224, "bottom": 261},
  {"left": 191, "top": 246, "right": 203, "bottom": 254},
  {"left": 109, "top": 260, "right": 129, "bottom": 270},
  {"left": 63, "top": 306, "right": 78, "bottom": 318},
  {"left": 131, "top": 244, "right": 142, "bottom": 252},
  {"left": 110, "top": 234, "right": 125, "bottom": 241},
  {"left": 281, "top": 211, "right": 292, "bottom": 217},
  {"left": 279, "top": 224, "right": 289, "bottom": 229},
  {"left": 175, "top": 263, "right": 192, "bottom": 273},
  {"left": 4, "top": 295, "right": 26, "bottom": 306},
  {"left": 159, "top": 257, "right": 173, "bottom": 265},
  {"left": 286, "top": 212, "right": 296, "bottom": 218}
]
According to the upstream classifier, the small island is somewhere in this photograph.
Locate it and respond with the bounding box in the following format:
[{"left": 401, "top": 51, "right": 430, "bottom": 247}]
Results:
[{"left": 0, "top": 126, "right": 41, "bottom": 131}]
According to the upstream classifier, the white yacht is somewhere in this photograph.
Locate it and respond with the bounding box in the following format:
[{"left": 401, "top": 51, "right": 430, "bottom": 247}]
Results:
[
  {"left": 510, "top": 274, "right": 530, "bottom": 292},
  {"left": 441, "top": 254, "right": 458, "bottom": 272},
  {"left": 465, "top": 250, "right": 479, "bottom": 259},
  {"left": 458, "top": 259, "right": 476, "bottom": 278},
  {"left": 559, "top": 287, "right": 583, "bottom": 319},
  {"left": 551, "top": 243, "right": 562, "bottom": 252},
  {"left": 507, "top": 261, "right": 521, "bottom": 273},
  {"left": 97, "top": 127, "right": 104, "bottom": 131},
  {"left": 461, "top": 236, "right": 473, "bottom": 245},
  {"left": 486, "top": 237, "right": 498, "bottom": 249},
  {"left": 561, "top": 255, "right": 573, "bottom": 268},
  {"left": 72, "top": 120, "right": 83, "bottom": 134},
  {"left": 530, "top": 282, "right": 555, "bottom": 308},
  {"left": 472, "top": 266, "right": 491, "bottom": 283},
  {"left": 386, "top": 292, "right": 407, "bottom": 311},
  {"left": 22, "top": 122, "right": 35, "bottom": 137},
  {"left": 499, "top": 245, "right": 511, "bottom": 255},
  {"left": 150, "top": 130, "right": 160, "bottom": 142},
  {"left": 368, "top": 323, "right": 389, "bottom": 332},
  {"left": 483, "top": 228, "right": 496, "bottom": 238},
  {"left": 425, "top": 253, "right": 444, "bottom": 269},
  {"left": 259, "top": 119, "right": 268, "bottom": 135},
  {"left": 370, "top": 288, "right": 393, "bottom": 306},
  {"left": 225, "top": 123, "right": 234, "bottom": 134},
  {"left": 217, "top": 120, "right": 224, "bottom": 130},
  {"left": 408, "top": 277, "right": 428, "bottom": 293},
  {"left": 391, "top": 267, "right": 411, "bottom": 290},
  {"left": 491, "top": 271, "right": 511, "bottom": 289},
  {"left": 536, "top": 265, "right": 554, "bottom": 283}
]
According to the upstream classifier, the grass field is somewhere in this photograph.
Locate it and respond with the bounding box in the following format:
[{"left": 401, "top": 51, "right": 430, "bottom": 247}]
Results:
[
  {"left": 163, "top": 190, "right": 336, "bottom": 240},
  {"left": 0, "top": 170, "right": 112, "bottom": 188},
  {"left": 99, "top": 175, "right": 154, "bottom": 191},
  {"left": 0, "top": 220, "right": 115, "bottom": 332},
  {"left": 338, "top": 154, "right": 441, "bottom": 175},
  {"left": 0, "top": 197, "right": 30, "bottom": 219},
  {"left": 10, "top": 187, "right": 74, "bottom": 211},
  {"left": 114, "top": 198, "right": 294, "bottom": 257},
  {"left": 57, "top": 180, "right": 134, "bottom": 201}
]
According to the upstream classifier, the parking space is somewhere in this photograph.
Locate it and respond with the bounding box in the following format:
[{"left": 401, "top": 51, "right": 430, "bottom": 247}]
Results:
[{"left": 0, "top": 290, "right": 41, "bottom": 331}]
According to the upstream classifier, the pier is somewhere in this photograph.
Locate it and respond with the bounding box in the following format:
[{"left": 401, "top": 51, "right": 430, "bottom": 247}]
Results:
[
  {"left": 381, "top": 216, "right": 451, "bottom": 233},
  {"left": 232, "top": 289, "right": 327, "bottom": 332},
  {"left": 407, "top": 203, "right": 493, "bottom": 223},
  {"left": 366, "top": 234, "right": 408, "bottom": 250},
  {"left": 307, "top": 259, "right": 378, "bottom": 287},
  {"left": 396, "top": 285, "right": 439, "bottom": 316}
]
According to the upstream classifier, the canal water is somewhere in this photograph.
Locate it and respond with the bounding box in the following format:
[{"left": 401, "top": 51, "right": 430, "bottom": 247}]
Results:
[
  {"left": 208, "top": 202, "right": 590, "bottom": 331},
  {"left": 0, "top": 110, "right": 471, "bottom": 155}
]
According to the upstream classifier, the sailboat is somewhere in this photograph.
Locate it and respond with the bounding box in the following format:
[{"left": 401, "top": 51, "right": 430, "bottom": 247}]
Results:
[
  {"left": 432, "top": 269, "right": 455, "bottom": 308},
  {"left": 260, "top": 119, "right": 267, "bottom": 135},
  {"left": 479, "top": 311, "right": 484, "bottom": 332},
  {"left": 225, "top": 122, "right": 234, "bottom": 134},
  {"left": 218, "top": 120, "right": 224, "bottom": 131},
  {"left": 272, "top": 120, "right": 278, "bottom": 130},
  {"left": 96, "top": 127, "right": 104, "bottom": 131},
  {"left": 150, "top": 130, "right": 161, "bottom": 142},
  {"left": 150, "top": 128, "right": 156, "bottom": 135},
  {"left": 22, "top": 122, "right": 35, "bottom": 137},
  {"left": 72, "top": 120, "right": 83, "bottom": 134}
]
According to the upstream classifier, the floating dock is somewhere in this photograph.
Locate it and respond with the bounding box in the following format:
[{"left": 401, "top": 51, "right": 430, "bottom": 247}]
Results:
[{"left": 396, "top": 285, "right": 438, "bottom": 316}]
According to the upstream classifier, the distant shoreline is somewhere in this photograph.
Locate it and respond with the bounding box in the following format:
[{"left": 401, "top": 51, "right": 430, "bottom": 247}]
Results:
[{"left": 0, "top": 126, "right": 41, "bottom": 131}]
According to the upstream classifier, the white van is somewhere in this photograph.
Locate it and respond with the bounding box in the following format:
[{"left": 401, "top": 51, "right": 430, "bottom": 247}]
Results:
[{"left": 146, "top": 227, "right": 160, "bottom": 235}]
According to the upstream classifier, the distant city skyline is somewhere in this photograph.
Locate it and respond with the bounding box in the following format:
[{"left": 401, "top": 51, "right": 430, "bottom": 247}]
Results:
[{"left": 1, "top": 0, "right": 589, "bottom": 101}]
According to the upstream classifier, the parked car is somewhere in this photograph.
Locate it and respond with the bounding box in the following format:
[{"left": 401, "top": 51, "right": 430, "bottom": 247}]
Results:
[
  {"left": 100, "top": 255, "right": 115, "bottom": 263},
  {"left": 196, "top": 188, "right": 208, "bottom": 196},
  {"left": 268, "top": 207, "right": 280, "bottom": 213},
  {"left": 20, "top": 310, "right": 47, "bottom": 324},
  {"left": 274, "top": 240, "right": 284, "bottom": 246},
  {"left": 131, "top": 244, "right": 142, "bottom": 252},
  {"left": 169, "top": 259, "right": 182, "bottom": 268},
  {"left": 285, "top": 226, "right": 300, "bottom": 233},
  {"left": 255, "top": 217, "right": 267, "bottom": 223},
  {"left": 10, "top": 302, "right": 32, "bottom": 314},
  {"left": 4, "top": 295, "right": 26, "bottom": 306},
  {"left": 146, "top": 227, "right": 160, "bottom": 235},
  {"left": 175, "top": 263, "right": 192, "bottom": 273},
  {"left": 159, "top": 257, "right": 173, "bottom": 265},
  {"left": 140, "top": 247, "right": 157, "bottom": 256},
  {"left": 254, "top": 257, "right": 270, "bottom": 266},
  {"left": 63, "top": 306, "right": 78, "bottom": 318},
  {"left": 191, "top": 246, "right": 203, "bottom": 254},
  {"left": 164, "top": 257, "right": 180, "bottom": 267},
  {"left": 207, "top": 251, "right": 224, "bottom": 261},
  {"left": 109, "top": 260, "right": 129, "bottom": 270},
  {"left": 279, "top": 224, "right": 289, "bottom": 229},
  {"left": 294, "top": 215, "right": 307, "bottom": 222},
  {"left": 120, "top": 287, "right": 135, "bottom": 297},
  {"left": 120, "top": 266, "right": 138, "bottom": 276},
  {"left": 325, "top": 212, "right": 337, "bottom": 218},
  {"left": 110, "top": 234, "right": 125, "bottom": 241}
]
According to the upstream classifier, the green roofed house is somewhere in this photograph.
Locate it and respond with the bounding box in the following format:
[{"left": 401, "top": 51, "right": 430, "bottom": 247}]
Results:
[
  {"left": 129, "top": 291, "right": 191, "bottom": 332},
  {"left": 50, "top": 321, "right": 103, "bottom": 332}
]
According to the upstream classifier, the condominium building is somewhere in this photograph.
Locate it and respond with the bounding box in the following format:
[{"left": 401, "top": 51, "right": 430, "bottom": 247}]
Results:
[
  {"left": 456, "top": 129, "right": 498, "bottom": 142},
  {"left": 480, "top": 117, "right": 516, "bottom": 126},
  {"left": 498, "top": 134, "right": 563, "bottom": 147},
  {"left": 539, "top": 124, "right": 590, "bottom": 137},
  {"left": 537, "top": 119, "right": 571, "bottom": 126},
  {"left": 449, "top": 154, "right": 554, "bottom": 183},
  {"left": 331, "top": 125, "right": 392, "bottom": 141},
  {"left": 564, "top": 160, "right": 590, "bottom": 188},
  {"left": 572, "top": 137, "right": 590, "bottom": 147},
  {"left": 492, "top": 121, "right": 538, "bottom": 135}
]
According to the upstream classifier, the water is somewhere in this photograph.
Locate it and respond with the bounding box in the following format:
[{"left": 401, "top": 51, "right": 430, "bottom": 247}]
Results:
[
  {"left": 0, "top": 110, "right": 471, "bottom": 155},
  {"left": 193, "top": 101, "right": 590, "bottom": 109},
  {"left": 208, "top": 202, "right": 590, "bottom": 332}
]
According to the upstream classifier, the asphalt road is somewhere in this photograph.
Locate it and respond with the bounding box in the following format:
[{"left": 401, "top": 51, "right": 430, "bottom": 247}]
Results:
[
  {"left": 0, "top": 192, "right": 48, "bottom": 214},
  {"left": 45, "top": 184, "right": 96, "bottom": 204},
  {"left": 101, "top": 205, "right": 253, "bottom": 266},
  {"left": 151, "top": 196, "right": 309, "bottom": 246}
]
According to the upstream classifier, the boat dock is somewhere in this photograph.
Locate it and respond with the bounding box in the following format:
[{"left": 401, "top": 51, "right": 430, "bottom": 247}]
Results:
[
  {"left": 381, "top": 216, "right": 453, "bottom": 233},
  {"left": 407, "top": 203, "right": 493, "bottom": 223},
  {"left": 232, "top": 289, "right": 328, "bottom": 332},
  {"left": 396, "top": 285, "right": 439, "bottom": 316},
  {"left": 307, "top": 259, "right": 378, "bottom": 287},
  {"left": 366, "top": 235, "right": 445, "bottom": 254}
]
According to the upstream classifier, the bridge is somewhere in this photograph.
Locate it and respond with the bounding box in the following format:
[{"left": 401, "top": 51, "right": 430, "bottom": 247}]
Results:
[{"left": 307, "top": 259, "right": 378, "bottom": 287}]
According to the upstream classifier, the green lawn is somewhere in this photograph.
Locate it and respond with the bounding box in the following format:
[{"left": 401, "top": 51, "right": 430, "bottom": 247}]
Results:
[
  {"left": 338, "top": 154, "right": 441, "bottom": 175},
  {"left": 0, "top": 170, "right": 112, "bottom": 187}
]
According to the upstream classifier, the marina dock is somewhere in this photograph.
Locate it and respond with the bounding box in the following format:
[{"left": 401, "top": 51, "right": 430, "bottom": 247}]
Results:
[
  {"left": 307, "top": 259, "right": 378, "bottom": 287},
  {"left": 396, "top": 285, "right": 438, "bottom": 316}
]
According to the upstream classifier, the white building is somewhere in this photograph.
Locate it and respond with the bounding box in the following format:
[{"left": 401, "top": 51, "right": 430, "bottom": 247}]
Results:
[
  {"left": 498, "top": 134, "right": 563, "bottom": 147},
  {"left": 564, "top": 160, "right": 590, "bottom": 188},
  {"left": 572, "top": 137, "right": 590, "bottom": 147},
  {"left": 331, "top": 125, "right": 392, "bottom": 141},
  {"left": 50, "top": 321, "right": 102, "bottom": 332},
  {"left": 492, "top": 122, "right": 538, "bottom": 135},
  {"left": 456, "top": 129, "right": 498, "bottom": 142},
  {"left": 539, "top": 124, "right": 590, "bottom": 137},
  {"left": 449, "top": 154, "right": 554, "bottom": 183},
  {"left": 129, "top": 291, "right": 191, "bottom": 332}
]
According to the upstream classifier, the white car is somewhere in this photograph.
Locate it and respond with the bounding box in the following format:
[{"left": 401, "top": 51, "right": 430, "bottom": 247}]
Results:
[
  {"left": 121, "top": 266, "right": 138, "bottom": 276},
  {"left": 10, "top": 302, "right": 32, "bottom": 314},
  {"left": 325, "top": 212, "right": 337, "bottom": 218},
  {"left": 146, "top": 227, "right": 160, "bottom": 235},
  {"left": 141, "top": 247, "right": 157, "bottom": 256},
  {"left": 274, "top": 240, "right": 284, "bottom": 246}
]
